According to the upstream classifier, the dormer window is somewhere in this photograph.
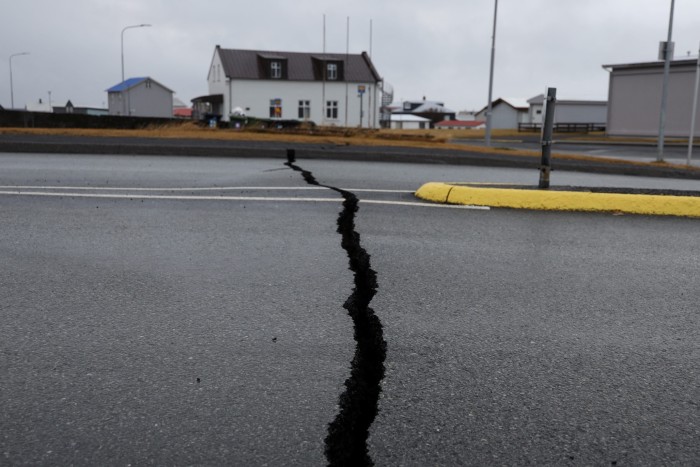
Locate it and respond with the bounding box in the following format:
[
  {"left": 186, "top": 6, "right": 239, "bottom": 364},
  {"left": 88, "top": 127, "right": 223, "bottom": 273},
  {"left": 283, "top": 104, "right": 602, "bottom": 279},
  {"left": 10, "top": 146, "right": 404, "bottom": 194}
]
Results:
[
  {"left": 271, "top": 61, "right": 282, "bottom": 79},
  {"left": 327, "top": 63, "right": 338, "bottom": 80}
]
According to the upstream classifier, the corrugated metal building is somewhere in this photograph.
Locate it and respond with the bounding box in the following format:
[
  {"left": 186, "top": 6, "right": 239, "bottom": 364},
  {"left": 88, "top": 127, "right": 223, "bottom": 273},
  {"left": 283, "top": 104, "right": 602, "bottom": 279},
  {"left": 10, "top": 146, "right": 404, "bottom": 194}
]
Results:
[
  {"left": 107, "top": 77, "right": 174, "bottom": 118},
  {"left": 604, "top": 59, "right": 700, "bottom": 137}
]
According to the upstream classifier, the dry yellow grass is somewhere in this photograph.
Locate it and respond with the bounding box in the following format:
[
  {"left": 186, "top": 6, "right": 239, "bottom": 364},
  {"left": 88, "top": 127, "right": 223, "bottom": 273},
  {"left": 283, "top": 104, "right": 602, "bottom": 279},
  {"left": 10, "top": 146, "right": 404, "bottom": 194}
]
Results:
[{"left": 1, "top": 124, "right": 698, "bottom": 172}]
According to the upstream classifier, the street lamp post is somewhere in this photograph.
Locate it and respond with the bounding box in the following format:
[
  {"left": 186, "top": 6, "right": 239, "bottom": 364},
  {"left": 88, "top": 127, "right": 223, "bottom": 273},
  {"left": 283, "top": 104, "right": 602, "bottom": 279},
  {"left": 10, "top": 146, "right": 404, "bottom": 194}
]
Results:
[
  {"left": 9, "top": 52, "right": 30, "bottom": 109},
  {"left": 120, "top": 23, "right": 151, "bottom": 115},
  {"left": 657, "top": 0, "right": 676, "bottom": 162},
  {"left": 485, "top": 0, "right": 498, "bottom": 147}
]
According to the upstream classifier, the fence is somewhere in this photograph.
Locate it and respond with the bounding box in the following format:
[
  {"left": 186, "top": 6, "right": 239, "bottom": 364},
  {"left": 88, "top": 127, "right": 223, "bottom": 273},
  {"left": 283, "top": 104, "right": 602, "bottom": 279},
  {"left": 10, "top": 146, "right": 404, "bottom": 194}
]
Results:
[
  {"left": 518, "top": 122, "right": 606, "bottom": 133},
  {"left": 0, "top": 109, "right": 177, "bottom": 129}
]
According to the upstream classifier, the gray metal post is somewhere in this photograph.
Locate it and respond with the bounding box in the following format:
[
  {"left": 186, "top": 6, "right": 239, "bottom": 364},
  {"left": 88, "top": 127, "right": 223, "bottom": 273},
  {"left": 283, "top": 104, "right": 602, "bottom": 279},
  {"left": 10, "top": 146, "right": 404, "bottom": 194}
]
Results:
[
  {"left": 9, "top": 52, "right": 29, "bottom": 109},
  {"left": 539, "top": 87, "right": 556, "bottom": 189},
  {"left": 687, "top": 43, "right": 700, "bottom": 166},
  {"left": 657, "top": 0, "right": 676, "bottom": 162},
  {"left": 121, "top": 24, "right": 151, "bottom": 115},
  {"left": 484, "top": 0, "right": 498, "bottom": 146}
]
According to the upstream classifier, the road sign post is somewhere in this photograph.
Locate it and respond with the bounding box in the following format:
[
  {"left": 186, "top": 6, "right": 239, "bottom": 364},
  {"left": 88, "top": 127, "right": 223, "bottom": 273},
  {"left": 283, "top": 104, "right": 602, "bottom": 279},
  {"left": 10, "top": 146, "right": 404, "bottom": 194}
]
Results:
[
  {"left": 539, "top": 87, "right": 557, "bottom": 189},
  {"left": 358, "top": 85, "right": 366, "bottom": 128}
]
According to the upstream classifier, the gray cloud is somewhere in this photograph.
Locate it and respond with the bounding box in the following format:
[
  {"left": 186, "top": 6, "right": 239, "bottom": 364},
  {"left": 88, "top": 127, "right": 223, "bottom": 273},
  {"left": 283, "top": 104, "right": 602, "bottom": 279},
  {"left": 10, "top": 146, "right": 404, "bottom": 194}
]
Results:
[{"left": 2, "top": 0, "right": 699, "bottom": 112}]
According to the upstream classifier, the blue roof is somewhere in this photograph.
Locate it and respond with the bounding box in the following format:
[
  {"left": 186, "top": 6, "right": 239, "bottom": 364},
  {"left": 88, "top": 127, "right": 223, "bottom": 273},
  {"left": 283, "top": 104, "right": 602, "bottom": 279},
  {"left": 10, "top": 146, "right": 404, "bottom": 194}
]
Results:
[{"left": 106, "top": 77, "right": 148, "bottom": 93}]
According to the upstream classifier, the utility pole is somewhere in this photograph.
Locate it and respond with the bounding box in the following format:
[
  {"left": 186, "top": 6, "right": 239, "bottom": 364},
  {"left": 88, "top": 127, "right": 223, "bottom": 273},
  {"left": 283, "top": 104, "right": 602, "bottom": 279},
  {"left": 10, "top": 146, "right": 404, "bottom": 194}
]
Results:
[
  {"left": 485, "top": 0, "right": 498, "bottom": 146},
  {"left": 9, "top": 52, "right": 30, "bottom": 109},
  {"left": 657, "top": 0, "right": 675, "bottom": 162},
  {"left": 121, "top": 24, "right": 151, "bottom": 115}
]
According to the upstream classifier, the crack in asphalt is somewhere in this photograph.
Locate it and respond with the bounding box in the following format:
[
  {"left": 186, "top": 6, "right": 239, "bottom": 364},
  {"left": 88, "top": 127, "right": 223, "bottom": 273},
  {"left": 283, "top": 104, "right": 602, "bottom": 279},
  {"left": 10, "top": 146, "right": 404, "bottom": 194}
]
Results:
[{"left": 285, "top": 149, "right": 387, "bottom": 466}]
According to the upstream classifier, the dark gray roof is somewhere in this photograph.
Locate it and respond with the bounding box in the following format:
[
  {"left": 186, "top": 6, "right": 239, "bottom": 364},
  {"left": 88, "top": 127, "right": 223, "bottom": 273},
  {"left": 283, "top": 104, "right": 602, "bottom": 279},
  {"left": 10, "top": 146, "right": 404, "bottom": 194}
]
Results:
[
  {"left": 602, "top": 59, "right": 697, "bottom": 70},
  {"left": 216, "top": 47, "right": 381, "bottom": 83}
]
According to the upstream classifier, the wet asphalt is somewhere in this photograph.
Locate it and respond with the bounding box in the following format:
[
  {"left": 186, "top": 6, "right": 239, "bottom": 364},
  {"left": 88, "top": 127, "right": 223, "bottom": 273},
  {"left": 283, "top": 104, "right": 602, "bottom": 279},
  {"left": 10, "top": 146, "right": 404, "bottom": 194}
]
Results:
[{"left": 1, "top": 153, "right": 699, "bottom": 465}]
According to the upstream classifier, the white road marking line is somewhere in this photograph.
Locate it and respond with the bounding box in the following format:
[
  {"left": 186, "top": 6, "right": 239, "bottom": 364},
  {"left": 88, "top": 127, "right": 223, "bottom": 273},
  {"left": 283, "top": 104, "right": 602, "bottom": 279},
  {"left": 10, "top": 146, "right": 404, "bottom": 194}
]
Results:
[
  {"left": 0, "top": 190, "right": 489, "bottom": 210},
  {"left": 0, "top": 185, "right": 415, "bottom": 193},
  {"left": 361, "top": 200, "right": 489, "bottom": 210}
]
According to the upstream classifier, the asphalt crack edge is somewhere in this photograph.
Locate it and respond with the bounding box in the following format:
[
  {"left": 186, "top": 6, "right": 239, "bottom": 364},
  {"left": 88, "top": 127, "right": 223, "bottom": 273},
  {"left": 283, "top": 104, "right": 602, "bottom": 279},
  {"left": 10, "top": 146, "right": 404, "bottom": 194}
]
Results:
[{"left": 285, "top": 149, "right": 387, "bottom": 466}]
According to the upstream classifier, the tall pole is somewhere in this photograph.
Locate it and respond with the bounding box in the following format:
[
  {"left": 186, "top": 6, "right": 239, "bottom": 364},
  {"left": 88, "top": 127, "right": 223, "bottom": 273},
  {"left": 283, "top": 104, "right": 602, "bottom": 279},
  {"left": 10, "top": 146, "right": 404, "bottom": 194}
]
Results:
[
  {"left": 121, "top": 23, "right": 151, "bottom": 115},
  {"left": 485, "top": 0, "right": 498, "bottom": 146},
  {"left": 345, "top": 16, "right": 350, "bottom": 127},
  {"left": 687, "top": 42, "right": 700, "bottom": 165},
  {"left": 9, "top": 52, "right": 30, "bottom": 109},
  {"left": 657, "top": 0, "right": 675, "bottom": 162},
  {"left": 322, "top": 14, "right": 326, "bottom": 126},
  {"left": 369, "top": 18, "right": 373, "bottom": 128}
]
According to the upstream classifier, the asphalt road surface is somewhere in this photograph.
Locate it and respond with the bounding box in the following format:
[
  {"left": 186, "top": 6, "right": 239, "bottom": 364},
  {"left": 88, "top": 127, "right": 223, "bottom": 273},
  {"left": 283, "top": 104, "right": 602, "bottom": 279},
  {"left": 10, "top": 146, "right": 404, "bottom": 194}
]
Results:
[
  {"left": 457, "top": 136, "right": 700, "bottom": 167},
  {"left": 1, "top": 152, "right": 699, "bottom": 465}
]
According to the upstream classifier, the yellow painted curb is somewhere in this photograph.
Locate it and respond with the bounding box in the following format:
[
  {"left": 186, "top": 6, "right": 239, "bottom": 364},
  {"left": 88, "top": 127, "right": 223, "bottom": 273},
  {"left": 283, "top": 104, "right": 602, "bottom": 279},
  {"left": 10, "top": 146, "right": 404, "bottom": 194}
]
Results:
[{"left": 415, "top": 182, "right": 700, "bottom": 218}]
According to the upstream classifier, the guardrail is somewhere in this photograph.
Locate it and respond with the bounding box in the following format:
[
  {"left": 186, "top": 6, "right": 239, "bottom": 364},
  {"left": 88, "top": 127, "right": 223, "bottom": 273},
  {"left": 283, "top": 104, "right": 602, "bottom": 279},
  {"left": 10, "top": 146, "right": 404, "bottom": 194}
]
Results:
[{"left": 518, "top": 122, "right": 606, "bottom": 133}]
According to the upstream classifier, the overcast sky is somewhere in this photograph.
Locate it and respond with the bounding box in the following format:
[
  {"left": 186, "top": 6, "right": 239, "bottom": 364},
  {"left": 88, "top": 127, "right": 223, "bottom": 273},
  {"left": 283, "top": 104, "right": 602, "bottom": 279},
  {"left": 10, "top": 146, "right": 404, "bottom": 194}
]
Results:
[{"left": 2, "top": 0, "right": 700, "bottom": 111}]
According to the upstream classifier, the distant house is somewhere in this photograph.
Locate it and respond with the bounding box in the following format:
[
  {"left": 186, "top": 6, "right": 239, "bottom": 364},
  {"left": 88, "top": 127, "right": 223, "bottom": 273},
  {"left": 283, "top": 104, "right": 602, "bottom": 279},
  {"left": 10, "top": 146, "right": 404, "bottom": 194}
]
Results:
[
  {"left": 192, "top": 45, "right": 382, "bottom": 127},
  {"left": 456, "top": 110, "right": 478, "bottom": 121},
  {"left": 172, "top": 96, "right": 193, "bottom": 119},
  {"left": 435, "top": 120, "right": 485, "bottom": 130},
  {"left": 107, "top": 77, "right": 174, "bottom": 118},
  {"left": 475, "top": 98, "right": 529, "bottom": 130},
  {"left": 527, "top": 94, "right": 607, "bottom": 126},
  {"left": 53, "top": 100, "right": 108, "bottom": 116},
  {"left": 388, "top": 99, "right": 456, "bottom": 128},
  {"left": 26, "top": 99, "right": 53, "bottom": 113},
  {"left": 389, "top": 114, "right": 431, "bottom": 129},
  {"left": 603, "top": 59, "right": 700, "bottom": 137}
]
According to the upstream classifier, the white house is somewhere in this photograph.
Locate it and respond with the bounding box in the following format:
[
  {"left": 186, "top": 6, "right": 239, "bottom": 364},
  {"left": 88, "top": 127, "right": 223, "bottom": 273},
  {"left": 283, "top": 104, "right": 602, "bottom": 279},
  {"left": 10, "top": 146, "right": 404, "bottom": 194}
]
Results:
[
  {"left": 25, "top": 99, "right": 53, "bottom": 113},
  {"left": 386, "top": 99, "right": 456, "bottom": 128},
  {"left": 389, "top": 114, "right": 431, "bottom": 129},
  {"left": 475, "top": 98, "right": 530, "bottom": 130},
  {"left": 194, "top": 46, "right": 382, "bottom": 128},
  {"left": 527, "top": 94, "right": 607, "bottom": 126},
  {"left": 107, "top": 77, "right": 174, "bottom": 118}
]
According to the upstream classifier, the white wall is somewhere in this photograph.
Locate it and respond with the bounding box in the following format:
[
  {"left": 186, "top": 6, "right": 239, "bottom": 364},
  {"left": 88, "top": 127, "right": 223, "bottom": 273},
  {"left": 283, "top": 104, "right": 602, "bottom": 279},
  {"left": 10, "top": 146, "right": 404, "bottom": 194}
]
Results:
[
  {"left": 490, "top": 104, "right": 521, "bottom": 129},
  {"left": 223, "top": 79, "right": 381, "bottom": 128},
  {"left": 528, "top": 102, "right": 607, "bottom": 125}
]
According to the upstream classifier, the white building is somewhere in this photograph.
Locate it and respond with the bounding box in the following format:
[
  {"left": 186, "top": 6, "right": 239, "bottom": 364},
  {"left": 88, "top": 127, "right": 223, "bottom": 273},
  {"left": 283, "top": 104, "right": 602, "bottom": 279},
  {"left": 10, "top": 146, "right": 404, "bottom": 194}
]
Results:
[
  {"left": 389, "top": 114, "right": 431, "bottom": 129},
  {"left": 107, "top": 77, "right": 174, "bottom": 118},
  {"left": 194, "top": 46, "right": 382, "bottom": 127},
  {"left": 25, "top": 99, "right": 53, "bottom": 113},
  {"left": 527, "top": 94, "right": 607, "bottom": 126},
  {"left": 475, "top": 98, "right": 529, "bottom": 130}
]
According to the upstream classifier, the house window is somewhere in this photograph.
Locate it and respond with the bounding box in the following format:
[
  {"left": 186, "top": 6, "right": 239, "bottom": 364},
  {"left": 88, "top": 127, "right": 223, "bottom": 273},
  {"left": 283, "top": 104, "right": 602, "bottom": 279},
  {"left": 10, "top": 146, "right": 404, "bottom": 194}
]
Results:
[
  {"left": 327, "top": 63, "right": 338, "bottom": 80},
  {"left": 145, "top": 79, "right": 152, "bottom": 89},
  {"left": 270, "top": 99, "right": 282, "bottom": 118},
  {"left": 326, "top": 100, "right": 338, "bottom": 120},
  {"left": 271, "top": 61, "right": 282, "bottom": 79},
  {"left": 298, "top": 100, "right": 311, "bottom": 119}
]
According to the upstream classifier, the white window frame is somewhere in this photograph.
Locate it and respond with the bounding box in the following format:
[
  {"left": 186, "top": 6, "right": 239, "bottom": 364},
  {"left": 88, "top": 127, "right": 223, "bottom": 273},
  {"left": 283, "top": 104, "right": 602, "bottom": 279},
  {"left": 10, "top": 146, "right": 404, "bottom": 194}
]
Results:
[
  {"left": 326, "top": 100, "right": 338, "bottom": 120},
  {"left": 270, "top": 99, "right": 282, "bottom": 118},
  {"left": 271, "top": 61, "right": 282, "bottom": 79},
  {"left": 298, "top": 100, "right": 311, "bottom": 120},
  {"left": 327, "top": 63, "right": 338, "bottom": 80}
]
